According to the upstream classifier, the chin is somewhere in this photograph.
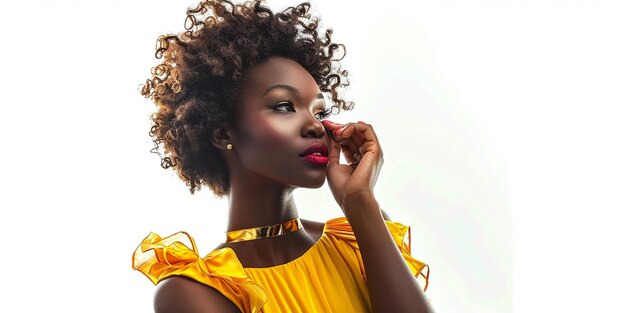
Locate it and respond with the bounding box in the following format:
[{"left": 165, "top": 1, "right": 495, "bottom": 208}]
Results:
[{"left": 290, "top": 175, "right": 326, "bottom": 190}]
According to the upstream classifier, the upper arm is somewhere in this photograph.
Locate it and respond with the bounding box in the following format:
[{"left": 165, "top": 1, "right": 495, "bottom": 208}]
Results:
[
  {"left": 154, "top": 276, "right": 242, "bottom": 313},
  {"left": 381, "top": 209, "right": 391, "bottom": 221}
]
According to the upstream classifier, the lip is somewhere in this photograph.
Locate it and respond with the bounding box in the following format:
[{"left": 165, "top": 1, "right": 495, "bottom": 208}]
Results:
[{"left": 299, "top": 142, "right": 329, "bottom": 166}]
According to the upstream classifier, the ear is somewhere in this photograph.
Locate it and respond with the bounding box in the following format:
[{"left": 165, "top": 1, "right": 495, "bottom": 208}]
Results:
[{"left": 210, "top": 126, "right": 233, "bottom": 151}]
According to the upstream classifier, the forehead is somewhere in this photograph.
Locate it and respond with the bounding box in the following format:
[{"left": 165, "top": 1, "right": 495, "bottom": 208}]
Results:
[{"left": 241, "top": 56, "right": 319, "bottom": 95}]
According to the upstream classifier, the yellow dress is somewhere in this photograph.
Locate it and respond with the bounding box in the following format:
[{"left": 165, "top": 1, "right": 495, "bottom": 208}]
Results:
[{"left": 132, "top": 216, "right": 430, "bottom": 313}]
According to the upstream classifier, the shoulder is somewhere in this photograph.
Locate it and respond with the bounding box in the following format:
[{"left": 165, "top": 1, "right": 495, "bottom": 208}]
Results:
[
  {"left": 301, "top": 209, "right": 391, "bottom": 232},
  {"left": 154, "top": 276, "right": 241, "bottom": 313},
  {"left": 301, "top": 218, "right": 325, "bottom": 235}
]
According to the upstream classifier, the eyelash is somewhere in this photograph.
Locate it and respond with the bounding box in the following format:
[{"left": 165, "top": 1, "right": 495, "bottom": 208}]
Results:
[{"left": 273, "top": 101, "right": 333, "bottom": 120}]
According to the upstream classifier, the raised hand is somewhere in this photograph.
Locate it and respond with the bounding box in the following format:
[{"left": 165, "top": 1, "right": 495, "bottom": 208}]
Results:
[{"left": 321, "top": 120, "right": 384, "bottom": 210}]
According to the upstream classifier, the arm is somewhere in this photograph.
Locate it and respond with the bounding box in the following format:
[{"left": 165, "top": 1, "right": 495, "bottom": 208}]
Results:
[
  {"left": 322, "top": 120, "right": 434, "bottom": 312},
  {"left": 154, "top": 276, "right": 241, "bottom": 313},
  {"left": 342, "top": 191, "right": 435, "bottom": 313},
  {"left": 380, "top": 208, "right": 391, "bottom": 221}
]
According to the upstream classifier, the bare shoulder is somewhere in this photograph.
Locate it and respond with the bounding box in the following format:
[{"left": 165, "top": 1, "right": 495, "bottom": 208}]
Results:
[
  {"left": 154, "top": 276, "right": 241, "bottom": 313},
  {"left": 300, "top": 211, "right": 391, "bottom": 233},
  {"left": 300, "top": 218, "right": 325, "bottom": 239}
]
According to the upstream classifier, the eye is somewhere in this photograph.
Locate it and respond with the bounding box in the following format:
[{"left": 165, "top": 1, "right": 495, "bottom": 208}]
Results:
[
  {"left": 315, "top": 107, "right": 333, "bottom": 121},
  {"left": 273, "top": 101, "right": 296, "bottom": 112}
]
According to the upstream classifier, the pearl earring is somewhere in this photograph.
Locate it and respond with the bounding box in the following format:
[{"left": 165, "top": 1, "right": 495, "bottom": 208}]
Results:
[{"left": 226, "top": 143, "right": 233, "bottom": 150}]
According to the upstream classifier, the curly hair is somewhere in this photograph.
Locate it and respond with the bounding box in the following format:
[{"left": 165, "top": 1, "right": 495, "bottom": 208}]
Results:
[{"left": 139, "top": 0, "right": 353, "bottom": 198}]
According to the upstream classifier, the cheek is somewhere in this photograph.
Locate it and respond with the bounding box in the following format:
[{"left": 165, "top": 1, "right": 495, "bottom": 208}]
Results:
[{"left": 239, "top": 117, "right": 294, "bottom": 159}]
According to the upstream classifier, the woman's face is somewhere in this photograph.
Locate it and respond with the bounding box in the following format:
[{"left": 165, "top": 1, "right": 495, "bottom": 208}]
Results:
[{"left": 229, "top": 56, "right": 332, "bottom": 189}]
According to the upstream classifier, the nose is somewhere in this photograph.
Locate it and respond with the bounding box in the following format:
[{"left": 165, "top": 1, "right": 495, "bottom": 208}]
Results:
[{"left": 302, "top": 114, "right": 326, "bottom": 139}]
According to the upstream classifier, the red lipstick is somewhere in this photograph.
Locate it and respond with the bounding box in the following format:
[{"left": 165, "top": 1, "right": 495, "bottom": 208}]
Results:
[{"left": 299, "top": 142, "right": 329, "bottom": 166}]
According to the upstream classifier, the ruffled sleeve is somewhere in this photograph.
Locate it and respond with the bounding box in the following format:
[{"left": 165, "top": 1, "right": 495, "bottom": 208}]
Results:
[
  {"left": 132, "top": 231, "right": 267, "bottom": 313},
  {"left": 324, "top": 216, "right": 430, "bottom": 292}
]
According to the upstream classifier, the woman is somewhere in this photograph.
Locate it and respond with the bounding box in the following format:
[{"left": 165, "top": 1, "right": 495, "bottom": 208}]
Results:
[{"left": 132, "top": 0, "right": 433, "bottom": 312}]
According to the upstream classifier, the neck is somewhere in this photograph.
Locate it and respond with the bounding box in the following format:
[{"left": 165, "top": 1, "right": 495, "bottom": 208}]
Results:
[
  {"left": 226, "top": 173, "right": 299, "bottom": 232},
  {"left": 220, "top": 166, "right": 320, "bottom": 266}
]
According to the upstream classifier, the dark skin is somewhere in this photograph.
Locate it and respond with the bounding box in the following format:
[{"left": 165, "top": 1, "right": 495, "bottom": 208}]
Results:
[{"left": 154, "top": 56, "right": 435, "bottom": 313}]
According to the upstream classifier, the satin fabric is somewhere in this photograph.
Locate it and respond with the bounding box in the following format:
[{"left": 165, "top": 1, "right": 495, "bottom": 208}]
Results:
[{"left": 132, "top": 216, "right": 430, "bottom": 313}]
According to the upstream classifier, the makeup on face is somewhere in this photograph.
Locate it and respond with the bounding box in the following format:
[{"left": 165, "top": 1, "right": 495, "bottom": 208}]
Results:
[
  {"left": 262, "top": 84, "right": 330, "bottom": 121},
  {"left": 299, "top": 142, "right": 329, "bottom": 166},
  {"left": 233, "top": 56, "right": 331, "bottom": 188}
]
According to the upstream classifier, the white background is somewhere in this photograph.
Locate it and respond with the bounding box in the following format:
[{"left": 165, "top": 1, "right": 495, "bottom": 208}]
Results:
[{"left": 1, "top": 0, "right": 624, "bottom": 312}]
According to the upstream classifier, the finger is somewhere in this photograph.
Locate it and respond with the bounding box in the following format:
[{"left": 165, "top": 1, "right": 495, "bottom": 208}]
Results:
[
  {"left": 326, "top": 127, "right": 342, "bottom": 167},
  {"left": 342, "top": 122, "right": 380, "bottom": 156},
  {"left": 321, "top": 120, "right": 345, "bottom": 134},
  {"left": 338, "top": 122, "right": 376, "bottom": 143},
  {"left": 326, "top": 121, "right": 379, "bottom": 166},
  {"left": 351, "top": 130, "right": 365, "bottom": 154},
  {"left": 358, "top": 121, "right": 378, "bottom": 142},
  {"left": 332, "top": 123, "right": 361, "bottom": 157},
  {"left": 344, "top": 122, "right": 382, "bottom": 178},
  {"left": 335, "top": 123, "right": 367, "bottom": 155},
  {"left": 323, "top": 121, "right": 348, "bottom": 142},
  {"left": 338, "top": 143, "right": 360, "bottom": 166},
  {"left": 346, "top": 145, "right": 362, "bottom": 167},
  {"left": 336, "top": 136, "right": 361, "bottom": 164},
  {"left": 338, "top": 124, "right": 365, "bottom": 145},
  {"left": 351, "top": 152, "right": 375, "bottom": 185},
  {"left": 325, "top": 122, "right": 355, "bottom": 165}
]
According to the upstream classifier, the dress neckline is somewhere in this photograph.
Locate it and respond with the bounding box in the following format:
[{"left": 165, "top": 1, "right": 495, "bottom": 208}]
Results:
[{"left": 238, "top": 221, "right": 328, "bottom": 270}]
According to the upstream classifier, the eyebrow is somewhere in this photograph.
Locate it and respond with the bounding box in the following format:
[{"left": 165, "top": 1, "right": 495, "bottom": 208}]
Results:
[{"left": 262, "top": 84, "right": 324, "bottom": 100}]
